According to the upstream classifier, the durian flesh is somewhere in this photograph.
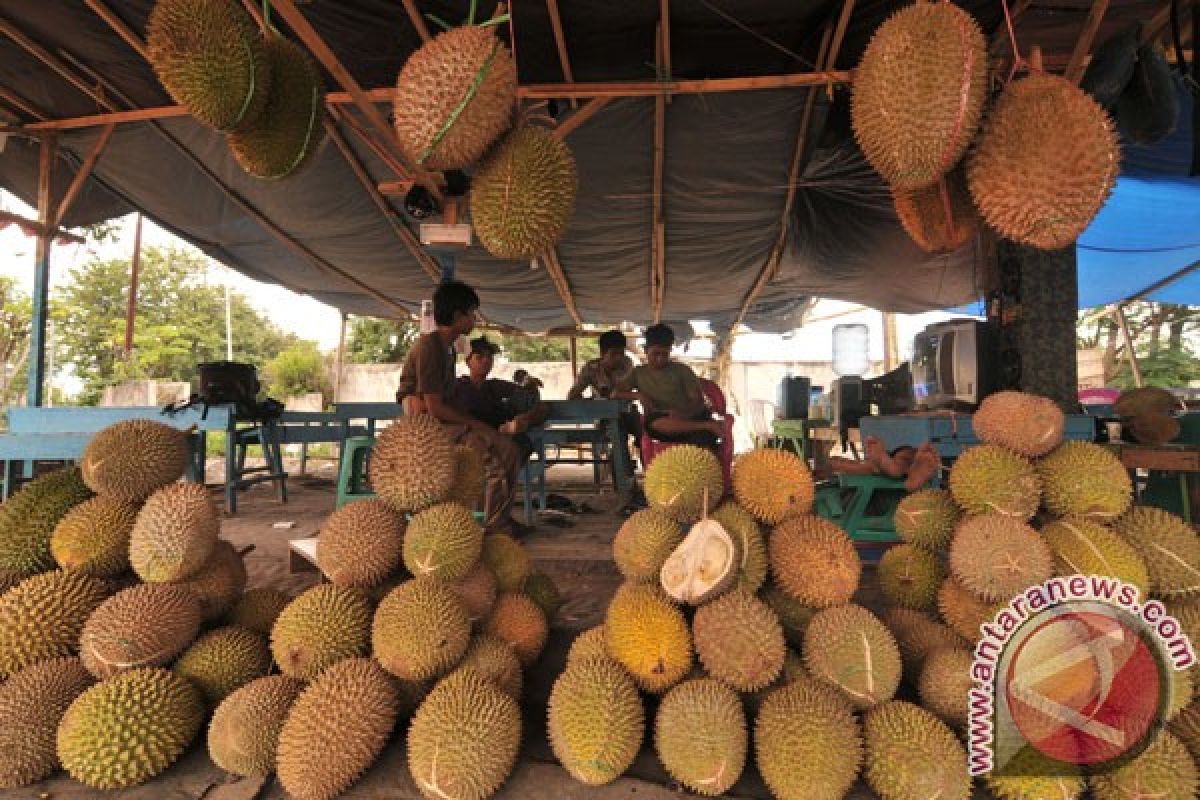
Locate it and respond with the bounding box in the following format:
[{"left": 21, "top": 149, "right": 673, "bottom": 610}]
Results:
[{"left": 660, "top": 519, "right": 739, "bottom": 605}]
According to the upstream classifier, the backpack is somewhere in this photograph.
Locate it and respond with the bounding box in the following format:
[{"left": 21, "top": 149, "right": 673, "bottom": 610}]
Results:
[{"left": 197, "top": 361, "right": 261, "bottom": 418}]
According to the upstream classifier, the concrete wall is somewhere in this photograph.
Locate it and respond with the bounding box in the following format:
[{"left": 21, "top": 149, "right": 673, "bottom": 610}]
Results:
[
  {"left": 285, "top": 393, "right": 324, "bottom": 412},
  {"left": 101, "top": 380, "right": 190, "bottom": 407},
  {"left": 335, "top": 361, "right": 578, "bottom": 403}
]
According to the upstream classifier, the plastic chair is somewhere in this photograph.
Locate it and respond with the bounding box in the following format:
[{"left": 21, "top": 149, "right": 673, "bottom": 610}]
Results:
[
  {"left": 641, "top": 379, "right": 735, "bottom": 487},
  {"left": 747, "top": 399, "right": 778, "bottom": 448}
]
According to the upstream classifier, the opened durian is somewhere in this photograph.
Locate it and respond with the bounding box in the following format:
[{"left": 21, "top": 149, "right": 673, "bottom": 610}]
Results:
[{"left": 660, "top": 517, "right": 739, "bottom": 605}]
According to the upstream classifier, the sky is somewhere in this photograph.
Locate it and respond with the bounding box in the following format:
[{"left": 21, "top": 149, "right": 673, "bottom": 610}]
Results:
[{"left": 0, "top": 189, "right": 965, "bottom": 369}]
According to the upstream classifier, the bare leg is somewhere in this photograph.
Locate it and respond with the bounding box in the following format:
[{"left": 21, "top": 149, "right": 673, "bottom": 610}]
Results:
[
  {"left": 829, "top": 456, "right": 878, "bottom": 476},
  {"left": 648, "top": 416, "right": 725, "bottom": 438},
  {"left": 878, "top": 446, "right": 916, "bottom": 479},
  {"left": 864, "top": 436, "right": 886, "bottom": 471},
  {"left": 905, "top": 443, "right": 941, "bottom": 491}
]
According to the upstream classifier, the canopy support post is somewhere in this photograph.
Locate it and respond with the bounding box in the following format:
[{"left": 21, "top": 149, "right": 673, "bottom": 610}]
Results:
[
  {"left": 569, "top": 335, "right": 578, "bottom": 378},
  {"left": 28, "top": 134, "right": 55, "bottom": 407},
  {"left": 123, "top": 212, "right": 143, "bottom": 357},
  {"left": 882, "top": 312, "right": 899, "bottom": 371},
  {"left": 1114, "top": 305, "right": 1145, "bottom": 388},
  {"left": 334, "top": 312, "right": 347, "bottom": 403}
]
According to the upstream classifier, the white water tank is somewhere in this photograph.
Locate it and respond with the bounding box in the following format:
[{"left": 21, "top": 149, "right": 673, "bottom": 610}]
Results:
[{"left": 832, "top": 323, "right": 870, "bottom": 377}]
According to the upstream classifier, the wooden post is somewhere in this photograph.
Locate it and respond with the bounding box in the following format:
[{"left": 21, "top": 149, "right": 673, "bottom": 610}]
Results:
[
  {"left": 334, "top": 312, "right": 347, "bottom": 403},
  {"left": 27, "top": 135, "right": 55, "bottom": 407},
  {"left": 882, "top": 312, "right": 899, "bottom": 371},
  {"left": 1114, "top": 305, "right": 1145, "bottom": 388},
  {"left": 569, "top": 335, "right": 578, "bottom": 378},
  {"left": 124, "top": 212, "right": 142, "bottom": 356}
]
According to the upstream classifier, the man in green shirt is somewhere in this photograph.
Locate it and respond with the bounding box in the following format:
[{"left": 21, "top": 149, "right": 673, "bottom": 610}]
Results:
[{"left": 615, "top": 323, "right": 726, "bottom": 450}]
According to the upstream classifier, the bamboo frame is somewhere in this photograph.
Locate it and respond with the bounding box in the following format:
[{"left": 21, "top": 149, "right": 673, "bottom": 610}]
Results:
[
  {"left": 28, "top": 135, "right": 55, "bottom": 407},
  {"left": 552, "top": 97, "right": 611, "bottom": 140},
  {"left": 0, "top": 85, "right": 48, "bottom": 121},
  {"left": 1065, "top": 0, "right": 1111, "bottom": 83},
  {"left": 52, "top": 123, "right": 114, "bottom": 227},
  {"left": 402, "top": 0, "right": 433, "bottom": 43},
  {"left": 328, "top": 105, "right": 419, "bottom": 190},
  {"left": 546, "top": 0, "right": 579, "bottom": 108},
  {"left": 541, "top": 249, "right": 584, "bottom": 327},
  {"left": 0, "top": 210, "right": 84, "bottom": 244},
  {"left": 1114, "top": 305, "right": 1145, "bottom": 387},
  {"left": 0, "top": 16, "right": 116, "bottom": 113},
  {"left": 82, "top": 0, "right": 147, "bottom": 60},
  {"left": 660, "top": 0, "right": 672, "bottom": 104},
  {"left": 650, "top": 22, "right": 667, "bottom": 322}
]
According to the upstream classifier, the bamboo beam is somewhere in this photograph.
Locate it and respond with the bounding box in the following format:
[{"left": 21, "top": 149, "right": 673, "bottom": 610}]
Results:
[
  {"left": 1114, "top": 305, "right": 1144, "bottom": 387},
  {"left": 660, "top": 0, "right": 672, "bottom": 104},
  {"left": 328, "top": 105, "right": 421, "bottom": 187},
  {"left": 650, "top": 23, "right": 667, "bottom": 323},
  {"left": 28, "top": 135, "right": 55, "bottom": 407},
  {"left": 546, "top": 0, "right": 579, "bottom": 108},
  {"left": 0, "top": 210, "right": 84, "bottom": 244},
  {"left": 401, "top": 0, "right": 433, "bottom": 43},
  {"left": 0, "top": 85, "right": 48, "bottom": 121},
  {"left": 518, "top": 71, "right": 852, "bottom": 99},
  {"left": 552, "top": 97, "right": 611, "bottom": 140},
  {"left": 1065, "top": 0, "right": 1111, "bottom": 83},
  {"left": 323, "top": 116, "right": 441, "bottom": 282},
  {"left": 27, "top": 104, "right": 189, "bottom": 131},
  {"left": 541, "top": 249, "right": 583, "bottom": 327},
  {"left": 266, "top": 0, "right": 443, "bottom": 201},
  {"left": 52, "top": 123, "right": 114, "bottom": 227},
  {"left": 1141, "top": 1, "right": 1175, "bottom": 44},
  {"left": 0, "top": 16, "right": 118, "bottom": 113},
  {"left": 82, "top": 0, "right": 148, "bottom": 60}
]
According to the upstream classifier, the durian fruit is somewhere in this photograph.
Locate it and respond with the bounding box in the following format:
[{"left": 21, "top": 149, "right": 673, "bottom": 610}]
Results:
[
  {"left": 458, "top": 634, "right": 522, "bottom": 698},
  {"left": 471, "top": 125, "right": 578, "bottom": 260},
  {"left": 447, "top": 445, "right": 485, "bottom": 509},
  {"left": 761, "top": 580, "right": 818, "bottom": 646},
  {"left": 917, "top": 647, "right": 973, "bottom": 729},
  {"left": 1126, "top": 411, "right": 1181, "bottom": 445},
  {"left": 731, "top": 448, "right": 815, "bottom": 524},
  {"left": 0, "top": 657, "right": 94, "bottom": 788},
  {"left": 973, "top": 390, "right": 1066, "bottom": 457},
  {"left": 56, "top": 667, "right": 205, "bottom": 789},
  {"left": 660, "top": 517, "right": 740, "bottom": 605},
  {"left": 369, "top": 414, "right": 456, "bottom": 513},
  {"left": 644, "top": 444, "right": 725, "bottom": 523},
  {"left": 948, "top": 444, "right": 1041, "bottom": 520},
  {"left": 878, "top": 543, "right": 945, "bottom": 610},
  {"left": 1169, "top": 667, "right": 1195, "bottom": 720},
  {"left": 565, "top": 625, "right": 610, "bottom": 668},
  {"left": 1115, "top": 386, "right": 1180, "bottom": 418},
  {"left": 864, "top": 700, "right": 971, "bottom": 800},
  {"left": 276, "top": 658, "right": 401, "bottom": 800},
  {"left": 483, "top": 591, "right": 548, "bottom": 666},
  {"left": 654, "top": 678, "right": 746, "bottom": 796},
  {"left": 404, "top": 502, "right": 484, "bottom": 582},
  {"left": 1041, "top": 516, "right": 1150, "bottom": 595},
  {"left": 317, "top": 498, "right": 406, "bottom": 589},
  {"left": 80, "top": 583, "right": 203, "bottom": 680},
  {"left": 1037, "top": 441, "right": 1132, "bottom": 521},
  {"left": 228, "top": 36, "right": 325, "bottom": 180},
  {"left": 407, "top": 668, "right": 522, "bottom": 800},
  {"left": 968, "top": 73, "right": 1119, "bottom": 249},
  {"left": 851, "top": 1, "right": 987, "bottom": 190},
  {"left": 1089, "top": 729, "right": 1197, "bottom": 800},
  {"left": 271, "top": 583, "right": 372, "bottom": 680},
  {"left": 178, "top": 539, "right": 247, "bottom": 620},
  {"left": 49, "top": 494, "right": 138, "bottom": 577},
  {"left": 984, "top": 746, "right": 1085, "bottom": 800},
  {"left": 225, "top": 586, "right": 291, "bottom": 635},
  {"left": 1171, "top": 699, "right": 1200, "bottom": 761},
  {"left": 949, "top": 514, "right": 1053, "bottom": 602},
  {"left": 373, "top": 578, "right": 471, "bottom": 680},
  {"left": 769, "top": 515, "right": 861, "bottom": 607},
  {"left": 938, "top": 577, "right": 1004, "bottom": 642},
  {"left": 743, "top": 648, "right": 811, "bottom": 716},
  {"left": 1167, "top": 597, "right": 1200, "bottom": 651},
  {"left": 884, "top": 608, "right": 969, "bottom": 679},
  {"left": 894, "top": 488, "right": 960, "bottom": 551},
  {"left": 605, "top": 582, "right": 693, "bottom": 693},
  {"left": 207, "top": 674, "right": 304, "bottom": 777},
  {"left": 0, "top": 569, "right": 108, "bottom": 679},
  {"left": 0, "top": 467, "right": 92, "bottom": 576},
  {"left": 481, "top": 533, "right": 531, "bottom": 591},
  {"left": 146, "top": 0, "right": 270, "bottom": 132},
  {"left": 613, "top": 508, "right": 685, "bottom": 582},
  {"left": 893, "top": 167, "right": 979, "bottom": 253},
  {"left": 394, "top": 25, "right": 517, "bottom": 171},
  {"left": 548, "top": 656, "right": 644, "bottom": 786},
  {"left": 1113, "top": 507, "right": 1200, "bottom": 597},
  {"left": 451, "top": 561, "right": 499, "bottom": 622},
  {"left": 754, "top": 676, "right": 863, "bottom": 800},
  {"left": 692, "top": 587, "right": 785, "bottom": 691},
  {"left": 129, "top": 482, "right": 218, "bottom": 582},
  {"left": 711, "top": 502, "right": 768, "bottom": 592},
  {"left": 173, "top": 625, "right": 271, "bottom": 706},
  {"left": 804, "top": 604, "right": 902, "bottom": 710},
  {"left": 80, "top": 419, "right": 190, "bottom": 502},
  {"left": 522, "top": 571, "right": 562, "bottom": 620},
  {"left": 0, "top": 570, "right": 22, "bottom": 594}
]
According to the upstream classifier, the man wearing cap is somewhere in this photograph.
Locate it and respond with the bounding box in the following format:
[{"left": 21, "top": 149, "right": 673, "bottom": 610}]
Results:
[{"left": 454, "top": 336, "right": 549, "bottom": 467}]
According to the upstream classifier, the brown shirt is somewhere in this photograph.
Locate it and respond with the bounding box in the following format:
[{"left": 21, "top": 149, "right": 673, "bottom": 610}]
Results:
[{"left": 396, "top": 332, "right": 457, "bottom": 403}]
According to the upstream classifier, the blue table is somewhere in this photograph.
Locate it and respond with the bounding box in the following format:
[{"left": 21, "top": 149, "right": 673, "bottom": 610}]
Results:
[
  {"left": 534, "top": 399, "right": 631, "bottom": 494},
  {"left": 858, "top": 413, "right": 1097, "bottom": 458}
]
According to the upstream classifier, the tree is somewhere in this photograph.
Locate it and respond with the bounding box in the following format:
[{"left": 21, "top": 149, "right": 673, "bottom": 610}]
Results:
[
  {"left": 346, "top": 316, "right": 418, "bottom": 364},
  {"left": 265, "top": 342, "right": 332, "bottom": 406},
  {"left": 55, "top": 246, "right": 300, "bottom": 403},
  {"left": 0, "top": 277, "right": 31, "bottom": 404},
  {"left": 496, "top": 334, "right": 599, "bottom": 363},
  {"left": 1078, "top": 301, "right": 1200, "bottom": 387}
]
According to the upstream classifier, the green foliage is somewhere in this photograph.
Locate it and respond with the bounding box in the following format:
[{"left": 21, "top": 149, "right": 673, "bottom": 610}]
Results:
[
  {"left": 0, "top": 276, "right": 31, "bottom": 404},
  {"left": 497, "top": 334, "right": 599, "bottom": 363},
  {"left": 1111, "top": 345, "right": 1200, "bottom": 389},
  {"left": 346, "top": 316, "right": 418, "bottom": 364},
  {"left": 265, "top": 342, "right": 331, "bottom": 405},
  {"left": 1078, "top": 301, "right": 1200, "bottom": 388},
  {"left": 55, "top": 246, "right": 300, "bottom": 404}
]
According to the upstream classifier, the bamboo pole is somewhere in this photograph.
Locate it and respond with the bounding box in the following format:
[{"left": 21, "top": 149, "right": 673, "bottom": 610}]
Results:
[
  {"left": 1114, "top": 305, "right": 1145, "bottom": 387},
  {"left": 28, "top": 135, "right": 55, "bottom": 407},
  {"left": 52, "top": 123, "right": 114, "bottom": 227},
  {"left": 1065, "top": 0, "right": 1111, "bottom": 83},
  {"left": 546, "top": 0, "right": 579, "bottom": 108},
  {"left": 123, "top": 212, "right": 143, "bottom": 356}
]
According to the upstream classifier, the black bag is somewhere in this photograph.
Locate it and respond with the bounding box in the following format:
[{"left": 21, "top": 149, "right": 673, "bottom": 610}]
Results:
[{"left": 197, "top": 361, "right": 261, "bottom": 418}]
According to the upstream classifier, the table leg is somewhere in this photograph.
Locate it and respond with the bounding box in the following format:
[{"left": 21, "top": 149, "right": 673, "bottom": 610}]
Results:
[
  {"left": 607, "top": 418, "right": 630, "bottom": 494},
  {"left": 225, "top": 423, "right": 237, "bottom": 515}
]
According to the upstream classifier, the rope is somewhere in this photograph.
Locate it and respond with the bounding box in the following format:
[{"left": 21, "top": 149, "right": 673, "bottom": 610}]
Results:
[
  {"left": 1001, "top": 0, "right": 1026, "bottom": 83},
  {"left": 419, "top": 38, "right": 501, "bottom": 164}
]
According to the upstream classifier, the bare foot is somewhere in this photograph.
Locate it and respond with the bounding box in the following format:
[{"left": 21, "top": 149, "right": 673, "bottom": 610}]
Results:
[
  {"left": 864, "top": 436, "right": 886, "bottom": 470},
  {"left": 905, "top": 443, "right": 941, "bottom": 491},
  {"left": 870, "top": 437, "right": 908, "bottom": 479},
  {"left": 829, "top": 456, "right": 878, "bottom": 476}
]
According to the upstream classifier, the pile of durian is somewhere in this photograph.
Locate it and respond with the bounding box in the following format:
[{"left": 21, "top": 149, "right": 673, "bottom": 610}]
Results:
[
  {"left": 549, "top": 391, "right": 1200, "bottom": 800},
  {"left": 0, "top": 412, "right": 559, "bottom": 799},
  {"left": 852, "top": 3, "right": 1120, "bottom": 253}
]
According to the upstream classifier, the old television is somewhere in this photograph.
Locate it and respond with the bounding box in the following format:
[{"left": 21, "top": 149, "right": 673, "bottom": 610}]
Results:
[{"left": 912, "top": 319, "right": 997, "bottom": 410}]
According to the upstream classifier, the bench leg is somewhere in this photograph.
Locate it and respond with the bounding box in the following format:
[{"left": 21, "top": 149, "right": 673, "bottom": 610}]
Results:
[{"left": 225, "top": 438, "right": 237, "bottom": 515}]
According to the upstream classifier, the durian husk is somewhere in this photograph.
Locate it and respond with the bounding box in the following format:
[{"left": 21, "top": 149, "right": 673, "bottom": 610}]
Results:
[
  {"left": 369, "top": 414, "right": 456, "bottom": 513},
  {"left": 768, "top": 514, "right": 861, "bottom": 607},
  {"left": 893, "top": 168, "right": 979, "bottom": 254},
  {"left": 0, "top": 657, "right": 94, "bottom": 789},
  {"left": 654, "top": 678, "right": 746, "bottom": 796},
  {"left": 948, "top": 514, "right": 1053, "bottom": 602},
  {"left": 207, "top": 674, "right": 304, "bottom": 777},
  {"left": 851, "top": 2, "right": 988, "bottom": 190},
  {"left": 660, "top": 517, "right": 740, "bottom": 605},
  {"left": 967, "top": 73, "right": 1119, "bottom": 250},
  {"left": 605, "top": 582, "right": 693, "bottom": 694},
  {"left": 972, "top": 390, "right": 1066, "bottom": 457},
  {"left": 80, "top": 419, "right": 189, "bottom": 502},
  {"left": 548, "top": 656, "right": 644, "bottom": 786},
  {"left": 692, "top": 587, "right": 785, "bottom": 691},
  {"left": 730, "top": 448, "right": 815, "bottom": 524},
  {"left": 393, "top": 25, "right": 517, "bottom": 171},
  {"left": 863, "top": 701, "right": 972, "bottom": 800},
  {"left": 803, "top": 604, "right": 902, "bottom": 710}
]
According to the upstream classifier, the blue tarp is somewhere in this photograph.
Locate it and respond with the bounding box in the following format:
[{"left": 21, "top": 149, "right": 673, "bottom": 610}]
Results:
[{"left": 1076, "top": 77, "right": 1199, "bottom": 307}]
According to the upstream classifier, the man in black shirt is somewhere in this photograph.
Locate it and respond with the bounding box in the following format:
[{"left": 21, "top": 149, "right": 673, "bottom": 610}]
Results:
[{"left": 453, "top": 337, "right": 549, "bottom": 462}]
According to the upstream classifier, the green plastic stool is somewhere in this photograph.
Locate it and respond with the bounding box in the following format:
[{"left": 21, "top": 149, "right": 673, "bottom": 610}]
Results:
[{"left": 814, "top": 473, "right": 906, "bottom": 545}]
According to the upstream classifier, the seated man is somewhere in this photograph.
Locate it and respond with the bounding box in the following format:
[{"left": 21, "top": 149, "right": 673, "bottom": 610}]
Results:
[
  {"left": 452, "top": 336, "right": 549, "bottom": 464},
  {"left": 828, "top": 437, "right": 941, "bottom": 491},
  {"left": 395, "top": 280, "right": 526, "bottom": 536},
  {"left": 614, "top": 323, "right": 726, "bottom": 451},
  {"left": 569, "top": 328, "right": 644, "bottom": 455}
]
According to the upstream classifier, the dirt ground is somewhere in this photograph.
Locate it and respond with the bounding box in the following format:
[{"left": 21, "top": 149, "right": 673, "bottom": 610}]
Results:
[{"left": 10, "top": 458, "right": 992, "bottom": 800}]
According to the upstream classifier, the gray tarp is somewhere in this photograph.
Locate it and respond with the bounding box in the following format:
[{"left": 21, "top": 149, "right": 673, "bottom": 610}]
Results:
[{"left": 0, "top": 0, "right": 1046, "bottom": 331}]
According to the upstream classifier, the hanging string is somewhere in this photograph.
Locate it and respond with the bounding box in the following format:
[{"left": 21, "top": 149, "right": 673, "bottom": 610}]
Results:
[{"left": 1000, "top": 0, "right": 1025, "bottom": 83}]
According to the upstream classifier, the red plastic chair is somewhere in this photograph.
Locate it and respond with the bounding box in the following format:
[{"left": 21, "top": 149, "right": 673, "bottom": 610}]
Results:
[{"left": 641, "top": 378, "right": 735, "bottom": 487}]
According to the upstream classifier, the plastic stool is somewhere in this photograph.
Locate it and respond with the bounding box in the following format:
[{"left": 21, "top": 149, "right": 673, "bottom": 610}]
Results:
[
  {"left": 335, "top": 436, "right": 377, "bottom": 509},
  {"left": 814, "top": 473, "right": 906, "bottom": 545}
]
